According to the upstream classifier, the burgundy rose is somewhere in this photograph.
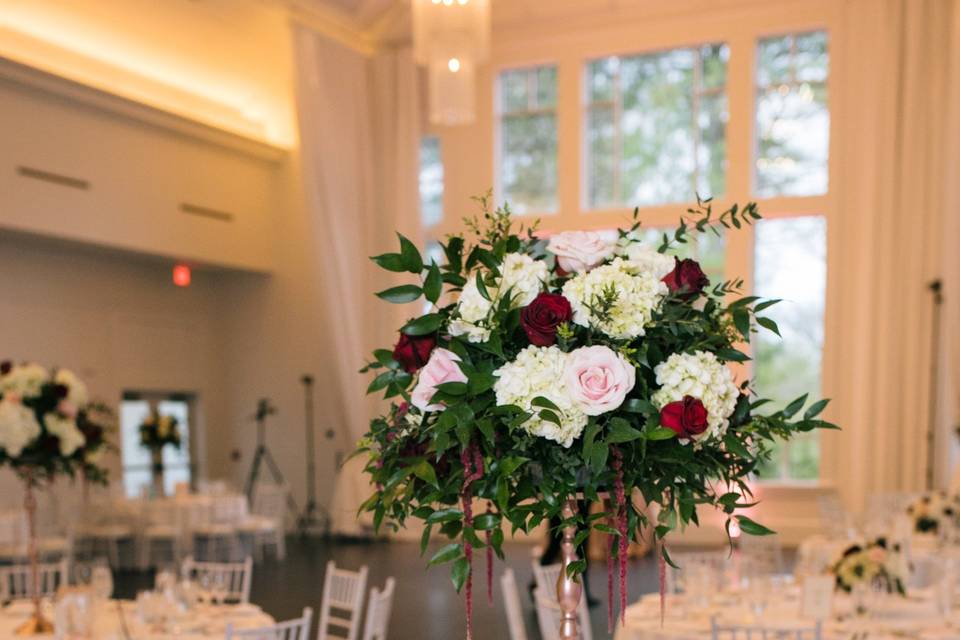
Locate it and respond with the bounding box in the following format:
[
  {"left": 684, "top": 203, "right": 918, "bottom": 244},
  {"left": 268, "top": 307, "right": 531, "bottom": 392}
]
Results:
[
  {"left": 659, "top": 396, "right": 709, "bottom": 439},
  {"left": 662, "top": 257, "right": 710, "bottom": 299},
  {"left": 0, "top": 361, "right": 10, "bottom": 375},
  {"left": 521, "top": 292, "right": 573, "bottom": 346},
  {"left": 392, "top": 334, "right": 436, "bottom": 374}
]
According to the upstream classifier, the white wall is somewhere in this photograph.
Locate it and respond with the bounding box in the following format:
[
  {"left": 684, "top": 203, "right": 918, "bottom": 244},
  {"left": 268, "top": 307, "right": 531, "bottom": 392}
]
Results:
[{"left": 0, "top": 232, "right": 229, "bottom": 504}]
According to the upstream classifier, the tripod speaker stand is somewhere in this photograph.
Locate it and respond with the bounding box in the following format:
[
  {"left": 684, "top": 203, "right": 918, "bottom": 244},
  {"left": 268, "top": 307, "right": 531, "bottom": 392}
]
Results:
[
  {"left": 244, "top": 398, "right": 299, "bottom": 516},
  {"left": 296, "top": 375, "right": 332, "bottom": 537}
]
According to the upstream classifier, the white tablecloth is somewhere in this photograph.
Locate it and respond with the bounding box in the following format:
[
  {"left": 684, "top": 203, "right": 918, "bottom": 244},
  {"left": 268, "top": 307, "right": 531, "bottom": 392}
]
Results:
[
  {"left": 615, "top": 587, "right": 960, "bottom": 640},
  {"left": 0, "top": 599, "right": 274, "bottom": 639}
]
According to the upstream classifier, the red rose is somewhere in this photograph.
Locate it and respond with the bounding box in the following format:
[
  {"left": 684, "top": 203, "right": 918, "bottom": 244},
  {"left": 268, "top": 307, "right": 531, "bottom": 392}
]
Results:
[
  {"left": 521, "top": 292, "right": 573, "bottom": 346},
  {"left": 663, "top": 257, "right": 710, "bottom": 299},
  {"left": 659, "top": 396, "right": 709, "bottom": 438},
  {"left": 392, "top": 334, "right": 436, "bottom": 374}
]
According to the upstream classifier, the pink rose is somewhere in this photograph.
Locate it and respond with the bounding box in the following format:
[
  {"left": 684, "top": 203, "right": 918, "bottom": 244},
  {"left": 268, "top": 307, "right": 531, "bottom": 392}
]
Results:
[
  {"left": 563, "top": 346, "right": 636, "bottom": 416},
  {"left": 58, "top": 400, "right": 77, "bottom": 419},
  {"left": 547, "top": 231, "right": 615, "bottom": 273},
  {"left": 411, "top": 348, "right": 468, "bottom": 412}
]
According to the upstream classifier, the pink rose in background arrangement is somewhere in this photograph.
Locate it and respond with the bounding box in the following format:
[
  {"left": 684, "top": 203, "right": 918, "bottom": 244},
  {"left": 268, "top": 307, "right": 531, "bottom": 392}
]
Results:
[
  {"left": 563, "top": 345, "right": 636, "bottom": 415},
  {"left": 547, "top": 231, "right": 616, "bottom": 274},
  {"left": 411, "top": 348, "right": 468, "bottom": 412}
]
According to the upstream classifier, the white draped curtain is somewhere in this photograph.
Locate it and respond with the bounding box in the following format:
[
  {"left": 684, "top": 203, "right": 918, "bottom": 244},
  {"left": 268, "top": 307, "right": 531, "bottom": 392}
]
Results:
[
  {"left": 828, "top": 0, "right": 955, "bottom": 511},
  {"left": 291, "top": 24, "right": 421, "bottom": 535}
]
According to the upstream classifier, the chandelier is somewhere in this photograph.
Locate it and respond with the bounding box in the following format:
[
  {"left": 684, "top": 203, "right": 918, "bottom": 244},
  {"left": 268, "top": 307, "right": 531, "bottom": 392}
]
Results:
[{"left": 412, "top": 0, "right": 490, "bottom": 125}]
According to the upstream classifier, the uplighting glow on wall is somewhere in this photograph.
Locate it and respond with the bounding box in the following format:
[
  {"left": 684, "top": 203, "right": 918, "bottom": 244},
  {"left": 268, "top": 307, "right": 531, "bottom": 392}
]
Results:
[{"left": 412, "top": 0, "right": 490, "bottom": 125}]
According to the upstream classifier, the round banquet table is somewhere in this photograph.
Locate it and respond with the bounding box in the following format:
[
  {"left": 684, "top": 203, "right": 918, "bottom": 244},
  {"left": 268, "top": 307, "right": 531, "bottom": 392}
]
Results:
[
  {"left": 615, "top": 586, "right": 960, "bottom": 640},
  {"left": 0, "top": 599, "right": 274, "bottom": 639}
]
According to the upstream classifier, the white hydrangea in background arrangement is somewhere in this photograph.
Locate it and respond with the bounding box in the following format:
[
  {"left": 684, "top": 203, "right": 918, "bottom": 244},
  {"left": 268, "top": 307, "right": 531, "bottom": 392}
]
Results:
[
  {"left": 651, "top": 350, "right": 739, "bottom": 442},
  {"left": 450, "top": 252, "right": 548, "bottom": 343},
  {"left": 45, "top": 414, "right": 86, "bottom": 456},
  {"left": 0, "top": 399, "right": 41, "bottom": 457},
  {"left": 562, "top": 257, "right": 668, "bottom": 340},
  {"left": 493, "top": 345, "right": 587, "bottom": 447}
]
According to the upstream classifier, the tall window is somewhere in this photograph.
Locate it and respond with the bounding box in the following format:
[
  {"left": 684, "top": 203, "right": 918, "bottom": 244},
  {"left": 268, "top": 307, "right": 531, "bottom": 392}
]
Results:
[
  {"left": 585, "top": 44, "right": 729, "bottom": 209},
  {"left": 120, "top": 392, "right": 193, "bottom": 497},
  {"left": 755, "top": 31, "right": 829, "bottom": 196},
  {"left": 752, "top": 31, "right": 829, "bottom": 481},
  {"left": 419, "top": 136, "right": 444, "bottom": 228},
  {"left": 497, "top": 65, "right": 558, "bottom": 214}
]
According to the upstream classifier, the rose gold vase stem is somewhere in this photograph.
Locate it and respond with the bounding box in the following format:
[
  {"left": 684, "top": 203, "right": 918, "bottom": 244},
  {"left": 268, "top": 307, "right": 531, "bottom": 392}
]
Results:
[
  {"left": 556, "top": 498, "right": 582, "bottom": 640},
  {"left": 16, "top": 474, "right": 53, "bottom": 635}
]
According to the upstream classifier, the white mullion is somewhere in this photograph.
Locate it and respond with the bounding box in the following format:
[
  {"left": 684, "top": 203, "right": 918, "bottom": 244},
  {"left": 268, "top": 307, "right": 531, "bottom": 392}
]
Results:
[{"left": 613, "top": 58, "right": 624, "bottom": 206}]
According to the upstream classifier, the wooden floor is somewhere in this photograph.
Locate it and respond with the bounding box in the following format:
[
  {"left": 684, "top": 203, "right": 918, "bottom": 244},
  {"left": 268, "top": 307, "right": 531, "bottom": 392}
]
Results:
[{"left": 114, "top": 537, "right": 661, "bottom": 639}]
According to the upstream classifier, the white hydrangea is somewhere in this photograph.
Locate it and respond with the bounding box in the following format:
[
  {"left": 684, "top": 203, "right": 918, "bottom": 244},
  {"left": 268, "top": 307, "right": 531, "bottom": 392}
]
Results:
[
  {"left": 562, "top": 258, "right": 668, "bottom": 340},
  {"left": 651, "top": 350, "right": 739, "bottom": 441},
  {"left": 54, "top": 368, "right": 89, "bottom": 407},
  {"left": 45, "top": 413, "right": 86, "bottom": 456},
  {"left": 0, "top": 363, "right": 49, "bottom": 400},
  {"left": 448, "top": 277, "right": 493, "bottom": 343},
  {"left": 621, "top": 242, "right": 675, "bottom": 280},
  {"left": 498, "top": 252, "right": 549, "bottom": 307},
  {"left": 450, "top": 252, "right": 547, "bottom": 343},
  {"left": 0, "top": 399, "right": 41, "bottom": 457},
  {"left": 493, "top": 346, "right": 588, "bottom": 448}
]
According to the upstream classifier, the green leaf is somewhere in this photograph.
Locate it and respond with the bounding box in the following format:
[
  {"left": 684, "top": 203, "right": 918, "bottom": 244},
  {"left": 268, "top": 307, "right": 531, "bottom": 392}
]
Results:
[
  {"left": 499, "top": 456, "right": 528, "bottom": 475},
  {"left": 428, "top": 543, "right": 462, "bottom": 567},
  {"left": 426, "top": 508, "right": 463, "bottom": 524},
  {"left": 468, "top": 372, "right": 497, "bottom": 395},
  {"left": 590, "top": 443, "right": 609, "bottom": 470},
  {"left": 423, "top": 263, "right": 442, "bottom": 303},
  {"left": 435, "top": 381, "right": 468, "bottom": 395},
  {"left": 398, "top": 233, "right": 423, "bottom": 273},
  {"left": 736, "top": 515, "right": 776, "bottom": 536},
  {"left": 443, "top": 237, "right": 464, "bottom": 272},
  {"left": 475, "top": 270, "right": 492, "bottom": 301},
  {"left": 644, "top": 427, "right": 677, "bottom": 441},
  {"left": 756, "top": 316, "right": 780, "bottom": 337},
  {"left": 370, "top": 252, "right": 407, "bottom": 272},
  {"left": 451, "top": 557, "right": 470, "bottom": 592},
  {"left": 473, "top": 513, "right": 500, "bottom": 531},
  {"left": 716, "top": 348, "right": 751, "bottom": 363},
  {"left": 623, "top": 398, "right": 657, "bottom": 414},
  {"left": 803, "top": 398, "right": 830, "bottom": 420},
  {"left": 538, "top": 409, "right": 562, "bottom": 426},
  {"left": 420, "top": 524, "right": 433, "bottom": 555},
  {"left": 375, "top": 284, "right": 422, "bottom": 304},
  {"left": 732, "top": 308, "right": 751, "bottom": 340},
  {"left": 411, "top": 461, "right": 438, "bottom": 487},
  {"left": 531, "top": 396, "right": 561, "bottom": 412},
  {"left": 782, "top": 394, "right": 809, "bottom": 419},
  {"left": 581, "top": 422, "right": 600, "bottom": 462},
  {"left": 402, "top": 313, "right": 443, "bottom": 336},
  {"left": 607, "top": 417, "right": 642, "bottom": 443},
  {"left": 753, "top": 299, "right": 781, "bottom": 313},
  {"left": 373, "top": 349, "right": 396, "bottom": 367},
  {"left": 723, "top": 434, "right": 751, "bottom": 458}
]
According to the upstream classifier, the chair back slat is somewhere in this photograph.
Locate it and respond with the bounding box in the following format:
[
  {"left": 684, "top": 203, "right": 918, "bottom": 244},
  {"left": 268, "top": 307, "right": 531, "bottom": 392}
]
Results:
[
  {"left": 361, "top": 577, "right": 395, "bottom": 640},
  {"left": 501, "top": 568, "right": 528, "bottom": 640},
  {"left": 181, "top": 556, "right": 252, "bottom": 603},
  {"left": 0, "top": 559, "right": 69, "bottom": 602},
  {"left": 318, "top": 561, "right": 368, "bottom": 640},
  {"left": 226, "top": 607, "right": 312, "bottom": 639}
]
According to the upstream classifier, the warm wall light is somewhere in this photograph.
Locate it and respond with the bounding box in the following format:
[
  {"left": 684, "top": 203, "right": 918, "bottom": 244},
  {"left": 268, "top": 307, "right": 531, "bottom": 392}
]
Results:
[
  {"left": 172, "top": 264, "right": 191, "bottom": 287},
  {"left": 447, "top": 57, "right": 460, "bottom": 72}
]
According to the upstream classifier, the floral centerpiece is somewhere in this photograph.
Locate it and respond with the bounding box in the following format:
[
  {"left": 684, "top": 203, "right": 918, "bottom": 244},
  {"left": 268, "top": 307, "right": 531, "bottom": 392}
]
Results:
[
  {"left": 139, "top": 411, "right": 181, "bottom": 494},
  {"left": 0, "top": 361, "right": 110, "bottom": 634},
  {"left": 357, "top": 196, "right": 836, "bottom": 638},
  {"left": 831, "top": 538, "right": 907, "bottom": 596},
  {"left": 906, "top": 491, "right": 960, "bottom": 535}
]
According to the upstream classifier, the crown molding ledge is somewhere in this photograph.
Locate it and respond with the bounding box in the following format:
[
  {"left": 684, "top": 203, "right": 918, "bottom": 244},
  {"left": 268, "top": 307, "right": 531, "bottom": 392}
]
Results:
[{"left": 0, "top": 56, "right": 288, "bottom": 164}]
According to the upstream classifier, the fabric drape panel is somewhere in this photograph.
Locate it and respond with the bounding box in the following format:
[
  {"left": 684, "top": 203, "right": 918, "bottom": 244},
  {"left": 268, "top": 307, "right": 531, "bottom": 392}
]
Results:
[
  {"left": 292, "top": 25, "right": 421, "bottom": 535},
  {"left": 831, "top": 0, "right": 951, "bottom": 511}
]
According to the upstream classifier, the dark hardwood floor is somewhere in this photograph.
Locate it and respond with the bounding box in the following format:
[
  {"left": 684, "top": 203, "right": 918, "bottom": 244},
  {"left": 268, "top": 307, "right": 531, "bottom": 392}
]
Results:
[{"left": 114, "top": 537, "right": 661, "bottom": 639}]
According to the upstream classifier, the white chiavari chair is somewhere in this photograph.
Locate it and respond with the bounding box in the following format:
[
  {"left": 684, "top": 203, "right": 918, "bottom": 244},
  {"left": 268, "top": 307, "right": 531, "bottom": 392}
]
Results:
[
  {"left": 0, "top": 559, "right": 69, "bottom": 602},
  {"left": 711, "top": 618, "right": 822, "bottom": 640},
  {"left": 181, "top": 556, "right": 253, "bottom": 604},
  {"left": 530, "top": 562, "right": 592, "bottom": 640},
  {"left": 665, "top": 549, "right": 730, "bottom": 594},
  {"left": 139, "top": 499, "right": 182, "bottom": 569},
  {"left": 225, "top": 607, "right": 312, "bottom": 640},
  {"left": 318, "top": 561, "right": 368, "bottom": 640},
  {"left": 238, "top": 484, "right": 287, "bottom": 562},
  {"left": 501, "top": 568, "right": 529, "bottom": 640},
  {"left": 361, "top": 577, "right": 395, "bottom": 640},
  {"left": 816, "top": 492, "right": 855, "bottom": 540}
]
